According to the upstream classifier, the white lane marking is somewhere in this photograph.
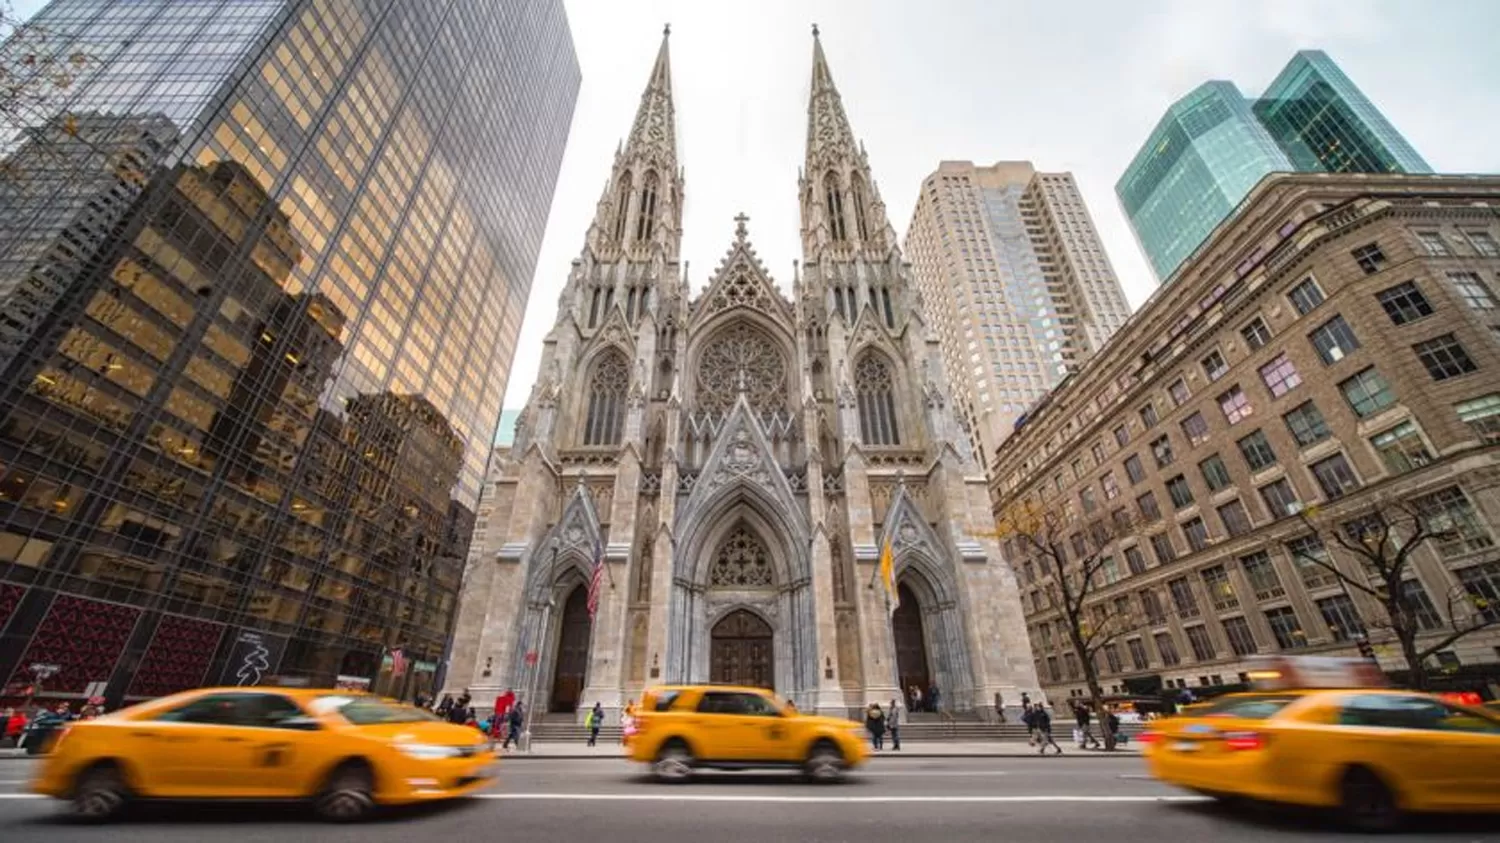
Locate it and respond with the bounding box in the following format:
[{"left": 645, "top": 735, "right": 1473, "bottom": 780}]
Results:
[
  {"left": 860, "top": 770, "right": 1010, "bottom": 777},
  {"left": 0, "top": 794, "right": 41, "bottom": 799},
  {"left": 1117, "top": 775, "right": 1156, "bottom": 780},
  {"left": 475, "top": 793, "right": 1205, "bottom": 804}
]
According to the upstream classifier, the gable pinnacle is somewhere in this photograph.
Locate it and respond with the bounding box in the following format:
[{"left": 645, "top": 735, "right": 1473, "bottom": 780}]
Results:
[{"left": 734, "top": 212, "right": 749, "bottom": 242}]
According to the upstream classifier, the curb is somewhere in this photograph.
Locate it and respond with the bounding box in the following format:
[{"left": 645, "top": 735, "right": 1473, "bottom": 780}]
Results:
[{"left": 495, "top": 752, "right": 1144, "bottom": 761}]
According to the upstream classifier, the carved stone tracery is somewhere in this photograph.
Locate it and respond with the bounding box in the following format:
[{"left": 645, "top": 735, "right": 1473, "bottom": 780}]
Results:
[
  {"left": 695, "top": 322, "right": 787, "bottom": 415},
  {"left": 708, "top": 526, "right": 774, "bottom": 589}
]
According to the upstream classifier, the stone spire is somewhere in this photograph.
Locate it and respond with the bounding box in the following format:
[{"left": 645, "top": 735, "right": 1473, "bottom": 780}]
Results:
[
  {"left": 625, "top": 24, "right": 677, "bottom": 171},
  {"left": 805, "top": 25, "right": 856, "bottom": 171}
]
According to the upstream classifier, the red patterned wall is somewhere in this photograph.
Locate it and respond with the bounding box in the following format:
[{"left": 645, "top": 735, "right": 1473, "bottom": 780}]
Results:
[
  {"left": 11, "top": 594, "right": 140, "bottom": 693},
  {"left": 0, "top": 583, "right": 22, "bottom": 631},
  {"left": 127, "top": 614, "right": 225, "bottom": 698}
]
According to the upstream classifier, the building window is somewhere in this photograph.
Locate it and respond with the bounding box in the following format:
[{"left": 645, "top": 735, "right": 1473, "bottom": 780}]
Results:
[
  {"left": 1258, "top": 353, "right": 1302, "bottom": 398},
  {"left": 1217, "top": 499, "right": 1253, "bottom": 537},
  {"left": 1201, "top": 565, "right": 1237, "bottom": 610},
  {"left": 1182, "top": 516, "right": 1210, "bottom": 552},
  {"left": 1288, "top": 277, "right": 1326, "bottom": 314},
  {"left": 1287, "top": 535, "right": 1339, "bottom": 589},
  {"left": 1350, "top": 243, "right": 1387, "bottom": 275},
  {"left": 1463, "top": 230, "right": 1500, "bottom": 257},
  {"left": 1150, "top": 533, "right": 1177, "bottom": 566},
  {"left": 1309, "top": 315, "right": 1361, "bottom": 364},
  {"left": 1124, "top": 454, "right": 1146, "bottom": 485},
  {"left": 1310, "top": 453, "right": 1361, "bottom": 500},
  {"left": 1317, "top": 594, "right": 1366, "bottom": 642},
  {"left": 1100, "top": 471, "right": 1120, "bottom": 501},
  {"left": 1284, "top": 401, "right": 1331, "bottom": 447},
  {"left": 1241, "top": 316, "right": 1272, "bottom": 350},
  {"left": 1079, "top": 486, "right": 1097, "bottom": 514},
  {"left": 1168, "top": 378, "right": 1191, "bottom": 407},
  {"left": 1223, "top": 617, "right": 1258, "bottom": 657},
  {"left": 1127, "top": 638, "right": 1149, "bottom": 670},
  {"left": 1150, "top": 434, "right": 1174, "bottom": 468},
  {"left": 1259, "top": 478, "right": 1299, "bottom": 519},
  {"left": 1201, "top": 349, "right": 1229, "bottom": 381},
  {"left": 1237, "top": 429, "right": 1277, "bottom": 472},
  {"left": 1046, "top": 656, "right": 1060, "bottom": 681},
  {"left": 1154, "top": 632, "right": 1181, "bottom": 666},
  {"left": 1103, "top": 643, "right": 1123, "bottom": 674},
  {"left": 1414, "top": 487, "right": 1494, "bottom": 557},
  {"left": 1114, "top": 424, "right": 1129, "bottom": 447},
  {"left": 1264, "top": 606, "right": 1306, "bottom": 650},
  {"left": 1199, "top": 454, "right": 1232, "bottom": 491},
  {"left": 1376, "top": 281, "right": 1433, "bottom": 325},
  {"left": 1339, "top": 367, "right": 1396, "bottom": 417},
  {"left": 1092, "top": 442, "right": 1106, "bottom": 465},
  {"left": 1063, "top": 652, "right": 1080, "bottom": 679},
  {"left": 1457, "top": 562, "right": 1500, "bottom": 623},
  {"left": 1413, "top": 334, "right": 1478, "bottom": 381},
  {"left": 1185, "top": 625, "right": 1216, "bottom": 662},
  {"left": 1415, "top": 230, "right": 1450, "bottom": 257},
  {"left": 1456, "top": 393, "right": 1500, "bottom": 443},
  {"left": 1446, "top": 271, "right": 1497, "bottom": 311},
  {"left": 1137, "top": 490, "right": 1162, "bottom": 522},
  {"left": 1139, "top": 402, "right": 1160, "bottom": 429},
  {"left": 1141, "top": 589, "right": 1166, "bottom": 624},
  {"left": 1218, "top": 385, "right": 1252, "bottom": 425},
  {"left": 1125, "top": 545, "right": 1148, "bottom": 575},
  {"left": 583, "top": 350, "right": 630, "bottom": 446},
  {"left": 1166, "top": 475, "right": 1194, "bottom": 509},
  {"left": 1169, "top": 577, "right": 1199, "bottom": 617},
  {"left": 1241, "top": 550, "right": 1284, "bottom": 600},
  {"left": 855, "top": 353, "right": 901, "bottom": 445},
  {"left": 1370, "top": 420, "right": 1432, "bottom": 474},
  {"left": 1400, "top": 580, "right": 1444, "bottom": 631}
]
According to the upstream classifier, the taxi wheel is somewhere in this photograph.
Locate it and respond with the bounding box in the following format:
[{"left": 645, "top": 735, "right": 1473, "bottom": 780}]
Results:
[
  {"left": 802, "top": 740, "right": 845, "bottom": 783},
  {"left": 315, "top": 762, "right": 376, "bottom": 822},
  {"left": 70, "top": 763, "right": 130, "bottom": 823},
  {"left": 652, "top": 739, "right": 694, "bottom": 784},
  {"left": 1340, "top": 767, "right": 1401, "bottom": 833}
]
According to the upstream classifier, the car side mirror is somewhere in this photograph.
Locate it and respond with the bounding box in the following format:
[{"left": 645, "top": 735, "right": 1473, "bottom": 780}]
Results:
[{"left": 280, "top": 715, "right": 322, "bottom": 731}]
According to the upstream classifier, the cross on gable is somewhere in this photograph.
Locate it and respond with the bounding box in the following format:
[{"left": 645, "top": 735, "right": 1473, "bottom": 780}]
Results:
[{"left": 734, "top": 212, "right": 749, "bottom": 242}]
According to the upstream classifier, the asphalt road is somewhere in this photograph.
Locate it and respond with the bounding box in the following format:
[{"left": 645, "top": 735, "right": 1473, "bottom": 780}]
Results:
[{"left": 0, "top": 756, "right": 1496, "bottom": 842}]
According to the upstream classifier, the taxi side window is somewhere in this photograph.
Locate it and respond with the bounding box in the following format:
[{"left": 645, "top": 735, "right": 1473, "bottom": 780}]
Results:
[
  {"left": 249, "top": 694, "right": 312, "bottom": 729},
  {"left": 651, "top": 690, "right": 681, "bottom": 712},
  {"left": 1340, "top": 694, "right": 1500, "bottom": 734},
  {"left": 155, "top": 693, "right": 247, "bottom": 725},
  {"left": 696, "top": 692, "right": 745, "bottom": 715},
  {"left": 155, "top": 693, "right": 307, "bottom": 728},
  {"left": 736, "top": 694, "right": 782, "bottom": 718}
]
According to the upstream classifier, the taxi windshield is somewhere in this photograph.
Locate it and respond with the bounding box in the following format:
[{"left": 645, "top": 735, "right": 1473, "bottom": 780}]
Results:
[
  {"left": 1197, "top": 694, "right": 1302, "bottom": 720},
  {"left": 312, "top": 695, "right": 440, "bottom": 725}
]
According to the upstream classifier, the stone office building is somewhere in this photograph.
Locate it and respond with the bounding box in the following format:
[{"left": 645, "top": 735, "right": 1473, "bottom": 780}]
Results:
[{"left": 990, "top": 172, "right": 1500, "bottom": 703}]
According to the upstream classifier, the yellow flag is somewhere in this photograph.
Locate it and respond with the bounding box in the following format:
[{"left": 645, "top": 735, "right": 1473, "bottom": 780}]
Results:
[{"left": 879, "top": 535, "right": 898, "bottom": 613}]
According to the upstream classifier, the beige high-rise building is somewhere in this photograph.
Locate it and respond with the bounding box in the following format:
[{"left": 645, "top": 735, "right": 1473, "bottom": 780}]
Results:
[{"left": 904, "top": 162, "right": 1132, "bottom": 464}]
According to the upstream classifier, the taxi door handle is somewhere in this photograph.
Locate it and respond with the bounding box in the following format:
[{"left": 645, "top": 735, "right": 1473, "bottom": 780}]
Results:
[{"left": 221, "top": 736, "right": 246, "bottom": 743}]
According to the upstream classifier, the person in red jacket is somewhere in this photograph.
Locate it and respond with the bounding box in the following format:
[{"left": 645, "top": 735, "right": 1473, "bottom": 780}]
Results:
[
  {"left": 491, "top": 689, "right": 516, "bottom": 741},
  {"left": 2, "top": 708, "right": 26, "bottom": 746}
]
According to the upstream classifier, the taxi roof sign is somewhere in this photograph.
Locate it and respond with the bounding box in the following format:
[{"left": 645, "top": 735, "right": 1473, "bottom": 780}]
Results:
[{"left": 1245, "top": 655, "right": 1388, "bottom": 691}]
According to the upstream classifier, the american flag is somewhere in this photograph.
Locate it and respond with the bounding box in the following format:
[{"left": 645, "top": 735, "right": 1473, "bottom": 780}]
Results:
[
  {"left": 389, "top": 647, "right": 407, "bottom": 678},
  {"left": 585, "top": 536, "right": 605, "bottom": 619}
]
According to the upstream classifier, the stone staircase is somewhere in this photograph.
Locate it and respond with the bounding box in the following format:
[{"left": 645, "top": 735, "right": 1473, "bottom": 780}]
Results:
[{"left": 523, "top": 711, "right": 1145, "bottom": 744}]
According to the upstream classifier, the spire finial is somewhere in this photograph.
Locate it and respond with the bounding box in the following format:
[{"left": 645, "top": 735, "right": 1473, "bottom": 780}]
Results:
[
  {"left": 812, "top": 23, "right": 819, "bottom": 38},
  {"left": 663, "top": 23, "right": 670, "bottom": 37},
  {"left": 734, "top": 212, "right": 749, "bottom": 242}
]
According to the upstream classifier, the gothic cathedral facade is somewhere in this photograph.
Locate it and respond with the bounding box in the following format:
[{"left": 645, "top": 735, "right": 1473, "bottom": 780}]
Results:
[{"left": 446, "top": 30, "right": 1040, "bottom": 719}]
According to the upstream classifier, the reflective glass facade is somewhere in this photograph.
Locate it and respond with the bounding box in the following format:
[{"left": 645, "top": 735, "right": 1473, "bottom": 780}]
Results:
[
  {"left": 1253, "top": 51, "right": 1431, "bottom": 176},
  {"left": 1118, "top": 52, "right": 1428, "bottom": 284},
  {"left": 0, "top": 0, "right": 578, "bottom": 705}
]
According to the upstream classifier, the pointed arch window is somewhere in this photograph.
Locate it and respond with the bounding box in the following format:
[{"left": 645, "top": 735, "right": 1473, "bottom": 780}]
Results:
[
  {"left": 613, "top": 174, "right": 632, "bottom": 242},
  {"left": 636, "top": 171, "right": 659, "bottom": 242},
  {"left": 583, "top": 350, "right": 630, "bottom": 446},
  {"left": 824, "top": 170, "right": 846, "bottom": 241},
  {"left": 588, "top": 286, "right": 602, "bottom": 328},
  {"left": 709, "top": 526, "right": 774, "bottom": 589},
  {"left": 855, "top": 353, "right": 900, "bottom": 446},
  {"left": 850, "top": 174, "right": 871, "bottom": 241}
]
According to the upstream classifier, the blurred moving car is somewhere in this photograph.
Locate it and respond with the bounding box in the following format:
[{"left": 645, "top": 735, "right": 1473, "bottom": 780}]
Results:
[
  {"left": 30, "top": 688, "right": 496, "bottom": 822},
  {"left": 1142, "top": 656, "right": 1500, "bottom": 832},
  {"left": 626, "top": 684, "right": 868, "bottom": 782}
]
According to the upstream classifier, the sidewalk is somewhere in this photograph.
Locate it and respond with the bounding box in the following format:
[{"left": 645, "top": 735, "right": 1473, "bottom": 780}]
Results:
[{"left": 1, "top": 741, "right": 1141, "bottom": 762}]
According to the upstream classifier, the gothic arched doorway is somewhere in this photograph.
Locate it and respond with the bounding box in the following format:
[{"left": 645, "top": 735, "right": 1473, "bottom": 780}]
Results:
[
  {"left": 893, "top": 582, "right": 930, "bottom": 702},
  {"left": 549, "top": 584, "right": 591, "bottom": 713},
  {"left": 710, "top": 610, "right": 773, "bottom": 690}
]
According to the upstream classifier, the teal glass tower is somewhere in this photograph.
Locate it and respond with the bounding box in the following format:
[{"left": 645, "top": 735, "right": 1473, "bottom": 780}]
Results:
[{"left": 1118, "top": 51, "right": 1429, "bottom": 282}]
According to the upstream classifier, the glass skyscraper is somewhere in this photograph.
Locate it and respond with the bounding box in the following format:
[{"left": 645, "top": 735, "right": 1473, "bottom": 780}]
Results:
[
  {"left": 1117, "top": 50, "right": 1430, "bottom": 282},
  {"left": 0, "top": 0, "right": 578, "bottom": 706}
]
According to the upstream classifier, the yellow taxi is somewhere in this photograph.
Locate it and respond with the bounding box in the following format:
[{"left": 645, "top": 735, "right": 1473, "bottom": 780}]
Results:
[
  {"left": 625, "top": 684, "right": 868, "bottom": 782},
  {"left": 30, "top": 687, "right": 496, "bottom": 822},
  {"left": 1142, "top": 656, "right": 1500, "bottom": 831}
]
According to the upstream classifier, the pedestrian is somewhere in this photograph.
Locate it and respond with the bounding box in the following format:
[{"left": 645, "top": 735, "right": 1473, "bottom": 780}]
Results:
[
  {"left": 1034, "top": 705, "right": 1063, "bottom": 755},
  {"left": 909, "top": 685, "right": 922, "bottom": 714},
  {"left": 621, "top": 699, "right": 637, "bottom": 745},
  {"left": 1074, "top": 702, "right": 1100, "bottom": 749},
  {"left": 1107, "top": 710, "right": 1125, "bottom": 747},
  {"left": 503, "top": 701, "right": 525, "bottom": 750},
  {"left": 864, "top": 702, "right": 886, "bottom": 751},
  {"left": 1022, "top": 703, "right": 1039, "bottom": 747},
  {"left": 436, "top": 693, "right": 454, "bottom": 718},
  {"left": 492, "top": 689, "right": 516, "bottom": 743},
  {"left": 887, "top": 699, "right": 902, "bottom": 751},
  {"left": 587, "top": 702, "right": 603, "bottom": 746},
  {"left": 927, "top": 682, "right": 940, "bottom": 713}
]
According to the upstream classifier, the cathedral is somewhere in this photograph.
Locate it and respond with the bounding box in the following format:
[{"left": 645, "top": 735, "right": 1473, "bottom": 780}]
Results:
[{"left": 445, "top": 29, "right": 1040, "bottom": 720}]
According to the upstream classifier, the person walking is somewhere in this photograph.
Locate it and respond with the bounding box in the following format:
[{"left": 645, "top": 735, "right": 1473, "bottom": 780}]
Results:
[
  {"left": 864, "top": 702, "right": 886, "bottom": 751},
  {"left": 1034, "top": 705, "right": 1063, "bottom": 755},
  {"left": 909, "top": 685, "right": 922, "bottom": 714},
  {"left": 1075, "top": 702, "right": 1101, "bottom": 750},
  {"left": 502, "top": 701, "right": 525, "bottom": 750},
  {"left": 927, "top": 682, "right": 941, "bottom": 713},
  {"left": 586, "top": 702, "right": 603, "bottom": 747},
  {"left": 887, "top": 699, "right": 902, "bottom": 751},
  {"left": 621, "top": 699, "right": 637, "bottom": 745}
]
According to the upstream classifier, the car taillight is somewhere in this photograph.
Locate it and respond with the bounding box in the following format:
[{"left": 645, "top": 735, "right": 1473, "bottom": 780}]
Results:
[
  {"left": 1137, "top": 730, "right": 1161, "bottom": 745},
  {"left": 1223, "top": 731, "right": 1265, "bottom": 751}
]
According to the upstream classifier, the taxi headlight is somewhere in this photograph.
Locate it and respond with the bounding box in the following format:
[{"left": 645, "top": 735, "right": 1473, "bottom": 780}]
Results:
[{"left": 394, "top": 743, "right": 464, "bottom": 760}]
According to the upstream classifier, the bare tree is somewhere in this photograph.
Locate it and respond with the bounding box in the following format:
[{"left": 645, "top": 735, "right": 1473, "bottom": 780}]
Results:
[
  {"left": 997, "top": 498, "right": 1141, "bottom": 751},
  {"left": 1289, "top": 492, "right": 1498, "bottom": 691},
  {"left": 1, "top": 1, "right": 98, "bottom": 173}
]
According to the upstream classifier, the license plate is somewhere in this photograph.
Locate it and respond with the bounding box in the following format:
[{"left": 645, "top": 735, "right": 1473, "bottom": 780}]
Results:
[{"left": 1171, "top": 741, "right": 1200, "bottom": 752}]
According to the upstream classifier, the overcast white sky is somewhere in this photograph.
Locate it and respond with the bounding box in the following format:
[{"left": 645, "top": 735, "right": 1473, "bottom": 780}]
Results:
[{"left": 17, "top": 0, "right": 1500, "bottom": 430}]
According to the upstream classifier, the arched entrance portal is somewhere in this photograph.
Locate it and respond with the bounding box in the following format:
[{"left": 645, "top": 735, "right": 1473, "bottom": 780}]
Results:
[
  {"left": 710, "top": 610, "right": 773, "bottom": 690},
  {"left": 893, "top": 582, "right": 930, "bottom": 702},
  {"left": 549, "top": 585, "right": 591, "bottom": 713}
]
